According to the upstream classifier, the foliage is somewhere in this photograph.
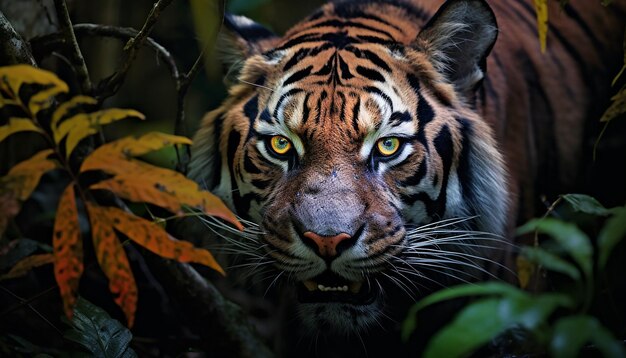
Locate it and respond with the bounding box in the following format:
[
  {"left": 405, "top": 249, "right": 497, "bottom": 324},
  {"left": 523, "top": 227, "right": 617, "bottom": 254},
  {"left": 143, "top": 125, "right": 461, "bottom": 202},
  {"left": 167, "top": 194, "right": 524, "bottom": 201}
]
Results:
[
  {"left": 63, "top": 297, "right": 137, "bottom": 358},
  {"left": 0, "top": 65, "right": 241, "bottom": 327},
  {"left": 402, "top": 194, "right": 626, "bottom": 357}
]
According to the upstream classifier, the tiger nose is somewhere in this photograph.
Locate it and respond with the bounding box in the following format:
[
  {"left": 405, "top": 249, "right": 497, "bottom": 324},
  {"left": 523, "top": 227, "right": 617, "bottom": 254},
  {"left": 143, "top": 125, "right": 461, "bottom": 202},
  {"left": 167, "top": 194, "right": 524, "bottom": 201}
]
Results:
[{"left": 302, "top": 231, "right": 353, "bottom": 258}]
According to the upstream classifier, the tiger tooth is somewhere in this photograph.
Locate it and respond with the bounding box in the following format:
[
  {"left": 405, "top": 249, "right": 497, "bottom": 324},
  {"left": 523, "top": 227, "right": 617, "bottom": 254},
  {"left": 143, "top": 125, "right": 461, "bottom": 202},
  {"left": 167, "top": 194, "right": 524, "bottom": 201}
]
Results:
[
  {"left": 349, "top": 282, "right": 363, "bottom": 293},
  {"left": 303, "top": 280, "right": 318, "bottom": 291}
]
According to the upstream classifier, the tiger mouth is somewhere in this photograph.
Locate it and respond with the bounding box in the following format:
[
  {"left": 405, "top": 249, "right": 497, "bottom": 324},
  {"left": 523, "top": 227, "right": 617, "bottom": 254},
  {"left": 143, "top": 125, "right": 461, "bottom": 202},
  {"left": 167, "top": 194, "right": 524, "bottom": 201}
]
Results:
[{"left": 296, "top": 271, "right": 376, "bottom": 305}]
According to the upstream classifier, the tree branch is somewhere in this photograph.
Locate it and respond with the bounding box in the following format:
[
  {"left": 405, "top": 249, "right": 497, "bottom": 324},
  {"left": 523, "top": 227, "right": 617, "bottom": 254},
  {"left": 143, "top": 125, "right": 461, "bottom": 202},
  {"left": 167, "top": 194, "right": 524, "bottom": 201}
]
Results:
[
  {"left": 142, "top": 252, "right": 274, "bottom": 358},
  {"left": 96, "top": 0, "right": 174, "bottom": 101},
  {"left": 0, "top": 10, "right": 37, "bottom": 66},
  {"left": 52, "top": 0, "right": 92, "bottom": 94}
]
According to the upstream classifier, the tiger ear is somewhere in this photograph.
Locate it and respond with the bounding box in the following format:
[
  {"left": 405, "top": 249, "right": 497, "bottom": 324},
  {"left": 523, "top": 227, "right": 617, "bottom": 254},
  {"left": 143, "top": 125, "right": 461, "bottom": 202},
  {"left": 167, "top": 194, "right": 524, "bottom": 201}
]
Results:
[
  {"left": 218, "top": 14, "right": 280, "bottom": 83},
  {"left": 415, "top": 0, "right": 498, "bottom": 98}
]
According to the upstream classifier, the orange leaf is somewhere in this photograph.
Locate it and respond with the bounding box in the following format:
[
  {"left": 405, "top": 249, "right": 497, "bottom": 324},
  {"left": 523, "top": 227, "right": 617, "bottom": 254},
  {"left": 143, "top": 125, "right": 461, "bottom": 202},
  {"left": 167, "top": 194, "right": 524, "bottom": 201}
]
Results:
[
  {"left": 0, "top": 149, "right": 58, "bottom": 200},
  {"left": 86, "top": 203, "right": 138, "bottom": 327},
  {"left": 0, "top": 253, "right": 54, "bottom": 280},
  {"left": 99, "top": 206, "right": 224, "bottom": 275},
  {"left": 53, "top": 184, "right": 83, "bottom": 320},
  {"left": 82, "top": 132, "right": 241, "bottom": 230}
]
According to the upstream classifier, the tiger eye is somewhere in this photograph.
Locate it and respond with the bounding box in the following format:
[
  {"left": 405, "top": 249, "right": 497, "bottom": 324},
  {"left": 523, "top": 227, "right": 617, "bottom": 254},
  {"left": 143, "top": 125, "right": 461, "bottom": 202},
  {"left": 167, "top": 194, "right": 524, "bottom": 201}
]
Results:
[
  {"left": 376, "top": 137, "right": 400, "bottom": 156},
  {"left": 270, "top": 135, "right": 292, "bottom": 155}
]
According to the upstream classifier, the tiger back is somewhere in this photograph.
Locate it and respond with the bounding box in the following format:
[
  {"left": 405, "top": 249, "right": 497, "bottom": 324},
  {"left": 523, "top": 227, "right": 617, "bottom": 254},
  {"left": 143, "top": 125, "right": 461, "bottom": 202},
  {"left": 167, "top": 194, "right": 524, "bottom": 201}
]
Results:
[{"left": 187, "top": 0, "right": 625, "bottom": 355}]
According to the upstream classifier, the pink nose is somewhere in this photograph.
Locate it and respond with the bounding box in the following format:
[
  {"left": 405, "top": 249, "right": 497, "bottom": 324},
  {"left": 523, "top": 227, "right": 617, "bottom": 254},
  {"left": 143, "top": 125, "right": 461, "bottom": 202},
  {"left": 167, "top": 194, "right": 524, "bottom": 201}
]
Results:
[{"left": 303, "top": 231, "right": 352, "bottom": 258}]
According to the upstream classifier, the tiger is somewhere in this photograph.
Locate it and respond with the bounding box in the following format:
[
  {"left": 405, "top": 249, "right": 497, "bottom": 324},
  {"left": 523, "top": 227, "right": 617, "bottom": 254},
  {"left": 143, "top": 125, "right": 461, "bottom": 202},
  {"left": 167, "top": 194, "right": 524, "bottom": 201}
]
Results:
[{"left": 187, "top": 0, "right": 625, "bottom": 355}]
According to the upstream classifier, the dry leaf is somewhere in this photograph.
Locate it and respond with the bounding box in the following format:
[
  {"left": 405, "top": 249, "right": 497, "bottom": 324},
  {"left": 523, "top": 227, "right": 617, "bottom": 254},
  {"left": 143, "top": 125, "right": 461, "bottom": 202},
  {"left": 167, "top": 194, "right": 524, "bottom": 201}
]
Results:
[
  {"left": 100, "top": 205, "right": 224, "bottom": 274},
  {"left": 0, "top": 253, "right": 54, "bottom": 280},
  {"left": 0, "top": 149, "right": 58, "bottom": 200},
  {"left": 86, "top": 202, "right": 138, "bottom": 327},
  {"left": 0, "top": 117, "right": 44, "bottom": 143},
  {"left": 601, "top": 86, "right": 626, "bottom": 123},
  {"left": 53, "top": 184, "right": 83, "bottom": 320}
]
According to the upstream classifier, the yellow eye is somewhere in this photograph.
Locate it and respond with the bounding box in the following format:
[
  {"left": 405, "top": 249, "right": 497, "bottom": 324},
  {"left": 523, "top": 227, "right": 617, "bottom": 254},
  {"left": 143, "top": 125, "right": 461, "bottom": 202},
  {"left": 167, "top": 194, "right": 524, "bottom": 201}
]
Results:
[
  {"left": 376, "top": 137, "right": 401, "bottom": 156},
  {"left": 270, "top": 135, "right": 292, "bottom": 155}
]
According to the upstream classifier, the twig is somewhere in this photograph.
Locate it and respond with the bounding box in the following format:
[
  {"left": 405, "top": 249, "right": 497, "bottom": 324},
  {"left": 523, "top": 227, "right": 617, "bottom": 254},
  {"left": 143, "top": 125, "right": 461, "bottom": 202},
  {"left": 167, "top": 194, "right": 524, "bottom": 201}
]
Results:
[
  {"left": 0, "top": 10, "right": 37, "bottom": 66},
  {"left": 96, "top": 0, "right": 174, "bottom": 101},
  {"left": 52, "top": 0, "right": 92, "bottom": 94}
]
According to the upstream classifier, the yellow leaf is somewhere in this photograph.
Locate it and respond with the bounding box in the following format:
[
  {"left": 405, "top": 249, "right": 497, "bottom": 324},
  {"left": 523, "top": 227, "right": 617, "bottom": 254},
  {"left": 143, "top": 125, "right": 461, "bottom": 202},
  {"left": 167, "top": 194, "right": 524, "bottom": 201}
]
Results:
[
  {"left": 0, "top": 253, "right": 54, "bottom": 280},
  {"left": 53, "top": 184, "right": 83, "bottom": 320},
  {"left": 516, "top": 255, "right": 535, "bottom": 289},
  {"left": 54, "top": 108, "right": 145, "bottom": 157},
  {"left": 0, "top": 96, "right": 18, "bottom": 108},
  {"left": 99, "top": 205, "right": 224, "bottom": 274},
  {"left": 81, "top": 132, "right": 192, "bottom": 167},
  {"left": 51, "top": 95, "right": 97, "bottom": 131},
  {"left": 0, "top": 117, "right": 43, "bottom": 143},
  {"left": 601, "top": 85, "right": 626, "bottom": 122},
  {"left": 0, "top": 149, "right": 58, "bottom": 200},
  {"left": 0, "top": 65, "right": 69, "bottom": 115},
  {"left": 533, "top": 0, "right": 549, "bottom": 53},
  {"left": 86, "top": 202, "right": 138, "bottom": 327}
]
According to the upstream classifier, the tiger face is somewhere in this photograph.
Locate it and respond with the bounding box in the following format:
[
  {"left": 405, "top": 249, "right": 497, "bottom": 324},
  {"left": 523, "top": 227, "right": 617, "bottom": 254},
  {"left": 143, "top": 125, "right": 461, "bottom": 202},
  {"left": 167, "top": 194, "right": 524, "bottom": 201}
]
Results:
[{"left": 189, "top": 0, "right": 508, "bottom": 333}]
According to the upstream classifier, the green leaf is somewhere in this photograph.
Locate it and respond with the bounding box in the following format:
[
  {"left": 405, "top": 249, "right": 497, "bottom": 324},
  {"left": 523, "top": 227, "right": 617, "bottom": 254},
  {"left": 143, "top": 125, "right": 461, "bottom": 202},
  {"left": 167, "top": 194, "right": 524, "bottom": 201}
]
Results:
[
  {"left": 423, "top": 294, "right": 572, "bottom": 358},
  {"left": 402, "top": 282, "right": 525, "bottom": 341},
  {"left": 63, "top": 297, "right": 137, "bottom": 358},
  {"left": 598, "top": 207, "right": 626, "bottom": 268},
  {"left": 551, "top": 315, "right": 626, "bottom": 358},
  {"left": 517, "top": 218, "right": 592, "bottom": 281},
  {"left": 561, "top": 194, "right": 612, "bottom": 216},
  {"left": 522, "top": 246, "right": 580, "bottom": 280}
]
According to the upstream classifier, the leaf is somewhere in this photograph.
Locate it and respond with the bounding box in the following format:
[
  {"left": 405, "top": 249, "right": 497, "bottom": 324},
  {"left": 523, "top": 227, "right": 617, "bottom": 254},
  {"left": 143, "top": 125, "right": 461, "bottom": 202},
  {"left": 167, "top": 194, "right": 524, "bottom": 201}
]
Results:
[
  {"left": 97, "top": 205, "right": 223, "bottom": 274},
  {"left": 515, "top": 255, "right": 534, "bottom": 289},
  {"left": 0, "top": 149, "right": 58, "bottom": 201},
  {"left": 81, "top": 132, "right": 192, "bottom": 164},
  {"left": 517, "top": 218, "right": 592, "bottom": 281},
  {"left": 598, "top": 207, "right": 626, "bottom": 269},
  {"left": 0, "top": 253, "right": 54, "bottom": 280},
  {"left": 402, "top": 282, "right": 525, "bottom": 341},
  {"left": 521, "top": 246, "right": 581, "bottom": 281},
  {"left": 0, "top": 192, "right": 20, "bottom": 237},
  {"left": 533, "top": 0, "right": 549, "bottom": 53},
  {"left": 561, "top": 194, "right": 612, "bottom": 216},
  {"left": 551, "top": 315, "right": 626, "bottom": 358},
  {"left": 0, "top": 238, "right": 39, "bottom": 271},
  {"left": 86, "top": 203, "right": 138, "bottom": 327},
  {"left": 63, "top": 297, "right": 137, "bottom": 358},
  {"left": 0, "top": 117, "right": 43, "bottom": 143},
  {"left": 82, "top": 132, "right": 241, "bottom": 230},
  {"left": 0, "top": 65, "right": 69, "bottom": 115},
  {"left": 51, "top": 95, "right": 98, "bottom": 130},
  {"left": 53, "top": 184, "right": 84, "bottom": 320},
  {"left": 53, "top": 108, "right": 145, "bottom": 158},
  {"left": 423, "top": 294, "right": 572, "bottom": 358},
  {"left": 601, "top": 85, "right": 626, "bottom": 123}
]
